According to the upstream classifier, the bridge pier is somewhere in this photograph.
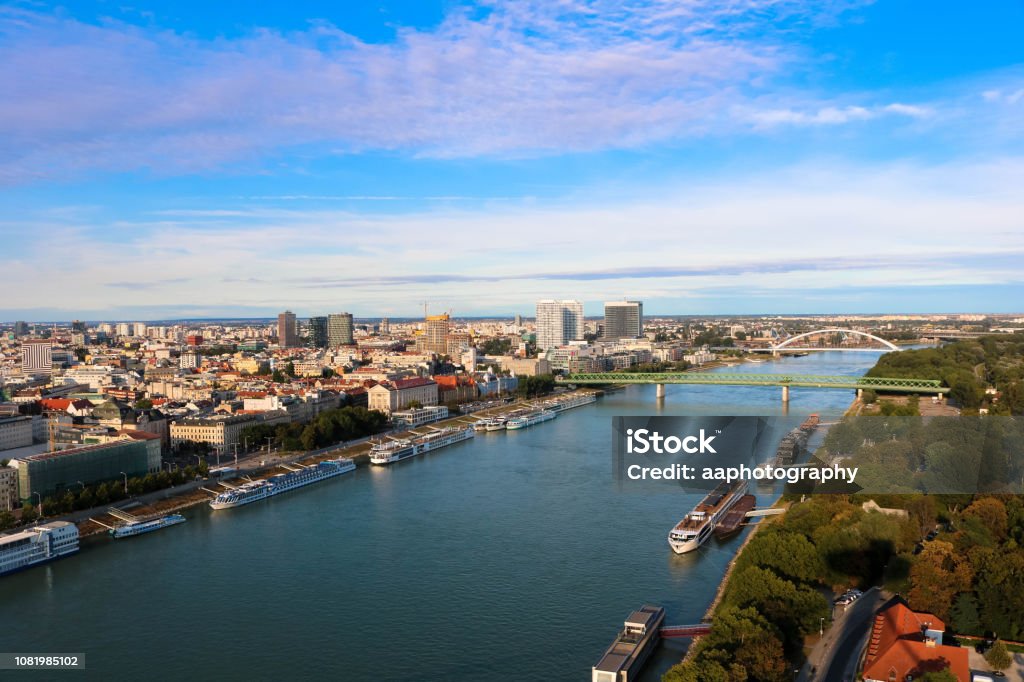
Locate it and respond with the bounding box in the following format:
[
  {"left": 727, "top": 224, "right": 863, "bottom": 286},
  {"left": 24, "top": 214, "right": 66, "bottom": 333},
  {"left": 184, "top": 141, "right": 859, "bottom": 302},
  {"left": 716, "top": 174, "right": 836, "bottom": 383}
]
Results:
[
  {"left": 656, "top": 383, "right": 666, "bottom": 400},
  {"left": 781, "top": 385, "right": 789, "bottom": 403},
  {"left": 857, "top": 388, "right": 863, "bottom": 400}
]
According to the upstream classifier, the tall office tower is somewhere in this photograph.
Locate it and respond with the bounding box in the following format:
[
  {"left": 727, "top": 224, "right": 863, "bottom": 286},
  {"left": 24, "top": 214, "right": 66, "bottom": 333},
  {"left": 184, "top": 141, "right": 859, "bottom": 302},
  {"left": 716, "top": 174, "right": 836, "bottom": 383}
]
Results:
[
  {"left": 603, "top": 301, "right": 644, "bottom": 340},
  {"left": 327, "top": 313, "right": 354, "bottom": 347},
  {"left": 514, "top": 314, "right": 522, "bottom": 327},
  {"left": 309, "top": 316, "right": 328, "bottom": 349},
  {"left": 423, "top": 314, "right": 450, "bottom": 354},
  {"left": 71, "top": 320, "right": 87, "bottom": 333},
  {"left": 21, "top": 339, "right": 53, "bottom": 375},
  {"left": 380, "top": 317, "right": 390, "bottom": 334},
  {"left": 13, "top": 321, "right": 28, "bottom": 338},
  {"left": 535, "top": 300, "right": 584, "bottom": 350},
  {"left": 277, "top": 311, "right": 298, "bottom": 348}
]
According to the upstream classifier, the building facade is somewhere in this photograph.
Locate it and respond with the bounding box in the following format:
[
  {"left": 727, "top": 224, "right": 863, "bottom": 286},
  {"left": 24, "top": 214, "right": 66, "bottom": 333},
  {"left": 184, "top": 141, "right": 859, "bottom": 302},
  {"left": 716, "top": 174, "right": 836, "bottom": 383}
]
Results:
[
  {"left": 535, "top": 300, "right": 584, "bottom": 350},
  {"left": 367, "top": 378, "right": 439, "bottom": 414},
  {"left": 422, "top": 314, "right": 450, "bottom": 355},
  {"left": 21, "top": 339, "right": 53, "bottom": 376},
  {"left": 13, "top": 439, "right": 155, "bottom": 501},
  {"left": 603, "top": 300, "right": 644, "bottom": 340},
  {"left": 327, "top": 313, "right": 354, "bottom": 347},
  {"left": 309, "top": 316, "right": 328, "bottom": 348},
  {"left": 170, "top": 414, "right": 257, "bottom": 455},
  {"left": 0, "top": 416, "right": 33, "bottom": 452},
  {"left": 0, "top": 466, "right": 18, "bottom": 511},
  {"left": 277, "top": 311, "right": 298, "bottom": 348}
]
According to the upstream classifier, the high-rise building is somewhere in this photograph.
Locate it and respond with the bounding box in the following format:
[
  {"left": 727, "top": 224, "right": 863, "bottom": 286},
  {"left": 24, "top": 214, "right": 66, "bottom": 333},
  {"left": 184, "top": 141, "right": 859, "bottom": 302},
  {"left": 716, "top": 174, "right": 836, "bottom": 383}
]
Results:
[
  {"left": 71, "top": 320, "right": 87, "bottom": 333},
  {"left": 309, "top": 316, "right": 328, "bottom": 348},
  {"left": 603, "top": 301, "right": 644, "bottom": 340},
  {"left": 277, "top": 311, "right": 298, "bottom": 348},
  {"left": 423, "top": 314, "right": 450, "bottom": 355},
  {"left": 115, "top": 322, "right": 131, "bottom": 337},
  {"left": 13, "top": 321, "right": 28, "bottom": 338},
  {"left": 327, "top": 313, "right": 354, "bottom": 347},
  {"left": 380, "top": 317, "right": 390, "bottom": 334},
  {"left": 21, "top": 339, "right": 53, "bottom": 375},
  {"left": 514, "top": 314, "right": 522, "bottom": 327},
  {"left": 535, "top": 300, "right": 584, "bottom": 350}
]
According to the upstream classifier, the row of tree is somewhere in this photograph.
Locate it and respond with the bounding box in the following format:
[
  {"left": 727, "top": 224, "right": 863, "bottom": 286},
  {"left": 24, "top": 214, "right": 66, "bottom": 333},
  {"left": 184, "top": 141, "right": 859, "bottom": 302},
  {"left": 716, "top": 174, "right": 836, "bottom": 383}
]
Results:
[
  {"left": 0, "top": 463, "right": 209, "bottom": 531},
  {"left": 239, "top": 405, "right": 388, "bottom": 454}
]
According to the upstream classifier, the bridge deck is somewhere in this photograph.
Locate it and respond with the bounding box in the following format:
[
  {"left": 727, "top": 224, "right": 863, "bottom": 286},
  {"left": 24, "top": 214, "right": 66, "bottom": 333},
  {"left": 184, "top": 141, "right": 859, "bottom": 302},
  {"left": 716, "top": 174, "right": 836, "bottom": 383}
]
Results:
[{"left": 557, "top": 373, "right": 948, "bottom": 393}]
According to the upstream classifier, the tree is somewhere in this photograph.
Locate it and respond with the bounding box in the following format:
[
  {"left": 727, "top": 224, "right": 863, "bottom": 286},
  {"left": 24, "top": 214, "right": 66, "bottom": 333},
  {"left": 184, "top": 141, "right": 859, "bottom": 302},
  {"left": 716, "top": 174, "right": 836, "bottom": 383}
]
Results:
[
  {"left": 985, "top": 640, "right": 1013, "bottom": 672},
  {"left": 134, "top": 398, "right": 153, "bottom": 410},
  {"left": 949, "top": 593, "right": 982, "bottom": 635},
  {"left": 861, "top": 388, "right": 878, "bottom": 404},
  {"left": 285, "top": 361, "right": 296, "bottom": 378},
  {"left": 0, "top": 511, "right": 15, "bottom": 530},
  {"left": 271, "top": 369, "right": 286, "bottom": 383},
  {"left": 919, "top": 671, "right": 958, "bottom": 682},
  {"left": 21, "top": 503, "right": 38, "bottom": 523},
  {"left": 963, "top": 497, "right": 1008, "bottom": 542},
  {"left": 406, "top": 400, "right": 423, "bottom": 410},
  {"left": 909, "top": 541, "right": 974, "bottom": 621}
]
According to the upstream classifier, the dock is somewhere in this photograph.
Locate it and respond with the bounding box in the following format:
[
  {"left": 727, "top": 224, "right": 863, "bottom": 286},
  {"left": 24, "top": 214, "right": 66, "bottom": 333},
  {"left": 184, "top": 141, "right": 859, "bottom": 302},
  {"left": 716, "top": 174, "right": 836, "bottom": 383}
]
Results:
[{"left": 714, "top": 494, "right": 756, "bottom": 537}]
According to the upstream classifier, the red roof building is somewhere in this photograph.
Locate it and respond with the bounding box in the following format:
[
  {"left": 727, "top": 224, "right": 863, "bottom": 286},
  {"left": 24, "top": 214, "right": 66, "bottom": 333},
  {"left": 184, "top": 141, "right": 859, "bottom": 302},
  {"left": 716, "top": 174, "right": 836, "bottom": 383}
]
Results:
[{"left": 862, "top": 600, "right": 970, "bottom": 682}]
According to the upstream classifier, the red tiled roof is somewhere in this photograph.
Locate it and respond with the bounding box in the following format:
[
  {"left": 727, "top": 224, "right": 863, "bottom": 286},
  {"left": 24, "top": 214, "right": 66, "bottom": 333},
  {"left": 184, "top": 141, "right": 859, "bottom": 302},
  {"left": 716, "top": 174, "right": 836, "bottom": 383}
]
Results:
[
  {"left": 40, "top": 398, "right": 72, "bottom": 411},
  {"left": 862, "top": 602, "right": 969, "bottom": 682},
  {"left": 393, "top": 377, "right": 436, "bottom": 390}
]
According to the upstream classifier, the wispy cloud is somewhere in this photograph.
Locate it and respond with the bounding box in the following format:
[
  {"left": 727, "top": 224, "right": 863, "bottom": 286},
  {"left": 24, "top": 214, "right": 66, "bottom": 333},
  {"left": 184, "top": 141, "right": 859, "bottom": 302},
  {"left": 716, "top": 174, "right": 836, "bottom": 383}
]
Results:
[{"left": 0, "top": 1, "right": 902, "bottom": 182}]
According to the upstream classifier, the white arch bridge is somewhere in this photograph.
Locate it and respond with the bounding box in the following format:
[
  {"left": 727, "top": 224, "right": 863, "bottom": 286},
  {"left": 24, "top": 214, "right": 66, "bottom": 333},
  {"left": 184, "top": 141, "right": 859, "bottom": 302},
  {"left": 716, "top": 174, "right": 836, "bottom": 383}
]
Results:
[{"left": 751, "top": 328, "right": 901, "bottom": 354}]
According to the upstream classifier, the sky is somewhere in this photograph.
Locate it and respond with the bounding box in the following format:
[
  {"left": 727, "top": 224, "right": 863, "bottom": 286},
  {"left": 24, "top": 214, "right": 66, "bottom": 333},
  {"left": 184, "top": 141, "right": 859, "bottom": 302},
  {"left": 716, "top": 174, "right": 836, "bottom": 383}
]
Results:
[{"left": 2, "top": 0, "right": 1024, "bottom": 320}]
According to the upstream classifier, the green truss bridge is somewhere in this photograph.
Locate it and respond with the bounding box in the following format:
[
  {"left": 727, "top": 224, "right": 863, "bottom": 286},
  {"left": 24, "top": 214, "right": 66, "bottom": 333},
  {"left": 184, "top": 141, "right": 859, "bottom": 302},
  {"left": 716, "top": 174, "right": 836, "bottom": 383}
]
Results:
[{"left": 557, "top": 373, "right": 949, "bottom": 402}]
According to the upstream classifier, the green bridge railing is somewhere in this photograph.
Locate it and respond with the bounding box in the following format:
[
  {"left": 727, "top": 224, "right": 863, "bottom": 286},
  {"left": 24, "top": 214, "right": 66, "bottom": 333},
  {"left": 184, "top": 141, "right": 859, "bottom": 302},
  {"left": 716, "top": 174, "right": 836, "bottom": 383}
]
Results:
[{"left": 557, "top": 373, "right": 948, "bottom": 393}]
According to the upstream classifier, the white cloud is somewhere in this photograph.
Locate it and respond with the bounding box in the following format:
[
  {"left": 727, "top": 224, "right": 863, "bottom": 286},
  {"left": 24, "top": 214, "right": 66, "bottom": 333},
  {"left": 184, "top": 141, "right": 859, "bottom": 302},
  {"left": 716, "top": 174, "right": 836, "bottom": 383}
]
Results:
[{"left": 4, "top": 158, "right": 1024, "bottom": 315}]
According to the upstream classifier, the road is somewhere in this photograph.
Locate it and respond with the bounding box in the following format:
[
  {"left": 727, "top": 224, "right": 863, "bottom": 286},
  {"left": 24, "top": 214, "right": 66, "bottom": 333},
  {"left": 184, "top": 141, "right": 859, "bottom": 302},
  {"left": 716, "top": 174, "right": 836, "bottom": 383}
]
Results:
[{"left": 798, "top": 586, "right": 887, "bottom": 682}]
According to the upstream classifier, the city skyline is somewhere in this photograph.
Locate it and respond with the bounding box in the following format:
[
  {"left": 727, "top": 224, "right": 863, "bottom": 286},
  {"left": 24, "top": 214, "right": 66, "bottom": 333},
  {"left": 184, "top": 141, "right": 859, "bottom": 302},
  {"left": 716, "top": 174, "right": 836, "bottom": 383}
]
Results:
[{"left": 3, "top": 1, "right": 1024, "bottom": 318}]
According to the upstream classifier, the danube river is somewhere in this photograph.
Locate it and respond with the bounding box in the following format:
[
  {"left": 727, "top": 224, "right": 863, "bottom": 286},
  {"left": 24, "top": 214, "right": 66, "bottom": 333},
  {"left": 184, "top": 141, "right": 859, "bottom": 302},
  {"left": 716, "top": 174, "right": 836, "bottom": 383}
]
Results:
[{"left": 2, "top": 352, "right": 879, "bottom": 681}]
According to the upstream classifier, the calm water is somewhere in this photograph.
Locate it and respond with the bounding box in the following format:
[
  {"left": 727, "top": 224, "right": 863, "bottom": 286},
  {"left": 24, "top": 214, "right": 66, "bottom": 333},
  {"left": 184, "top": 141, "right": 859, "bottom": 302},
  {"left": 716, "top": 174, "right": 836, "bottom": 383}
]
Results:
[{"left": 1, "top": 352, "right": 877, "bottom": 681}]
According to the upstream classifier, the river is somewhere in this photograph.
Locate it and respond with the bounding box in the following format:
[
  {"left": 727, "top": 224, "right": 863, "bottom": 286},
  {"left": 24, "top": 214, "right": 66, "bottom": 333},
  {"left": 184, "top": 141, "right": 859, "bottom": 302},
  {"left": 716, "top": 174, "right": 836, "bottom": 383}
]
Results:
[{"left": 0, "top": 351, "right": 879, "bottom": 681}]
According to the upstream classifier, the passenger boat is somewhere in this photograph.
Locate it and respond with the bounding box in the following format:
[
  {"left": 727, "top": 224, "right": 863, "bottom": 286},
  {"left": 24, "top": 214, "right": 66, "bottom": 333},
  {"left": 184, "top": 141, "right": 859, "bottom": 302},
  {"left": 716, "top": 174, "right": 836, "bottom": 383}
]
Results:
[
  {"left": 0, "top": 521, "right": 79, "bottom": 577},
  {"left": 667, "top": 481, "right": 749, "bottom": 554},
  {"left": 505, "top": 410, "right": 557, "bottom": 430},
  {"left": 415, "top": 426, "right": 474, "bottom": 452},
  {"left": 209, "top": 458, "right": 356, "bottom": 509},
  {"left": 110, "top": 513, "right": 186, "bottom": 538},
  {"left": 368, "top": 439, "right": 418, "bottom": 465}
]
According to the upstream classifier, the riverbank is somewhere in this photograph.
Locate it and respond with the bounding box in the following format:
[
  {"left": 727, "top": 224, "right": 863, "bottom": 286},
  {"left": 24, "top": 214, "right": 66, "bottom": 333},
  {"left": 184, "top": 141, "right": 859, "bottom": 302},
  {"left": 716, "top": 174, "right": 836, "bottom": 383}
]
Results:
[{"left": 71, "top": 388, "right": 600, "bottom": 538}]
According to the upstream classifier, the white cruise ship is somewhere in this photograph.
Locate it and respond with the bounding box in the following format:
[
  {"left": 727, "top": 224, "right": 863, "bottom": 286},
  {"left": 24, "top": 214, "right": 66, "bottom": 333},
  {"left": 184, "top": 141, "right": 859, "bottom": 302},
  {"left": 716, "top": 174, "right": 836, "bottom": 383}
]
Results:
[
  {"left": 505, "top": 410, "right": 557, "bottom": 430},
  {"left": 547, "top": 393, "right": 597, "bottom": 412},
  {"left": 110, "top": 513, "right": 186, "bottom": 538},
  {"left": 667, "top": 481, "right": 748, "bottom": 554},
  {"left": 1, "top": 521, "right": 79, "bottom": 577},
  {"left": 416, "top": 426, "right": 475, "bottom": 452},
  {"left": 209, "top": 458, "right": 356, "bottom": 510},
  {"left": 368, "top": 439, "right": 419, "bottom": 465}
]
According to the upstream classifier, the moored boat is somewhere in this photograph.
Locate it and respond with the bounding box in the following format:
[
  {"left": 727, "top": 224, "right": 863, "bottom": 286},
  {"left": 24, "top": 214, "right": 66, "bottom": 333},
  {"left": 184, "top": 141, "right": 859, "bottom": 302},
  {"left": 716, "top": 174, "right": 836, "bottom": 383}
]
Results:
[{"left": 667, "top": 481, "right": 749, "bottom": 554}]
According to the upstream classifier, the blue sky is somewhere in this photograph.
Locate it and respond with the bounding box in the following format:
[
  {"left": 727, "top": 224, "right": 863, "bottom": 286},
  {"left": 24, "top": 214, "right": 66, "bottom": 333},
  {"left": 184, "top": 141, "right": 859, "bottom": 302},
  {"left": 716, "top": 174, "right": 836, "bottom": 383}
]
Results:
[{"left": 2, "top": 0, "right": 1024, "bottom": 320}]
